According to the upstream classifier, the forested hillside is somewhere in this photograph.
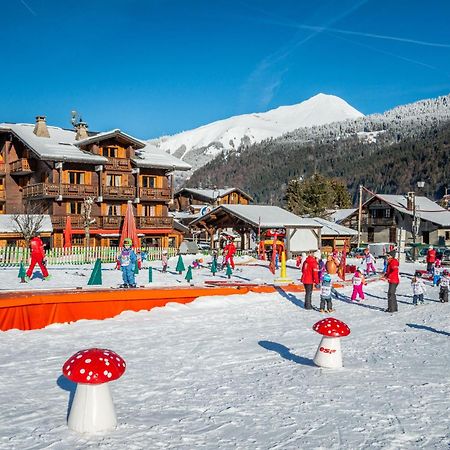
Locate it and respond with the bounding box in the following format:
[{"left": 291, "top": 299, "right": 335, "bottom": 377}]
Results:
[{"left": 185, "top": 95, "right": 450, "bottom": 205}]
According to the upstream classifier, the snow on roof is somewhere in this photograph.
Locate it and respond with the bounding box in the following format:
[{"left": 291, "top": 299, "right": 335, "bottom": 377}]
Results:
[
  {"left": 176, "top": 187, "right": 253, "bottom": 201},
  {"left": 307, "top": 217, "right": 358, "bottom": 236},
  {"left": 328, "top": 208, "right": 357, "bottom": 223},
  {"left": 74, "top": 129, "right": 146, "bottom": 149},
  {"left": 0, "top": 123, "right": 108, "bottom": 164},
  {"left": 375, "top": 194, "right": 450, "bottom": 227},
  {"left": 133, "top": 144, "right": 191, "bottom": 171},
  {"left": 0, "top": 215, "right": 53, "bottom": 233},
  {"left": 193, "top": 204, "right": 321, "bottom": 228}
]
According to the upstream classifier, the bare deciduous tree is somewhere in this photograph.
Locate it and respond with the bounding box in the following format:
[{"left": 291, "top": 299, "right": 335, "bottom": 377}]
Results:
[
  {"left": 81, "top": 197, "right": 95, "bottom": 248},
  {"left": 12, "top": 200, "right": 47, "bottom": 246}
]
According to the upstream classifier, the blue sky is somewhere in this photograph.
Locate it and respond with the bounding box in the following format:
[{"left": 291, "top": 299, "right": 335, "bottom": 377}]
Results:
[{"left": 2, "top": 0, "right": 450, "bottom": 138}]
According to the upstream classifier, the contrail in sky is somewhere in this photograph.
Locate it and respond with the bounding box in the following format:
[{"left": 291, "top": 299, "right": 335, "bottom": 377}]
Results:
[{"left": 19, "top": 0, "right": 37, "bottom": 16}]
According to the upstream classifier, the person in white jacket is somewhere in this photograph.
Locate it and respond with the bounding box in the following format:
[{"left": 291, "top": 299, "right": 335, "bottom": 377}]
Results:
[{"left": 411, "top": 273, "right": 426, "bottom": 305}]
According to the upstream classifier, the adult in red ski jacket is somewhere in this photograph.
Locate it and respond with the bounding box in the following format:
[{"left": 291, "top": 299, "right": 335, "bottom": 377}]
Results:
[
  {"left": 426, "top": 245, "right": 436, "bottom": 273},
  {"left": 383, "top": 251, "right": 399, "bottom": 312},
  {"left": 301, "top": 251, "right": 319, "bottom": 310},
  {"left": 223, "top": 239, "right": 236, "bottom": 270},
  {"left": 26, "top": 234, "right": 49, "bottom": 279}
]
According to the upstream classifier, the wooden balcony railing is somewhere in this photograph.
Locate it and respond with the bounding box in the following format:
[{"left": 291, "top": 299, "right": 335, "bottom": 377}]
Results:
[
  {"left": 51, "top": 215, "right": 100, "bottom": 229},
  {"left": 22, "top": 183, "right": 98, "bottom": 199},
  {"left": 100, "top": 216, "right": 123, "bottom": 229},
  {"left": 0, "top": 162, "right": 5, "bottom": 175},
  {"left": 139, "top": 187, "right": 171, "bottom": 201},
  {"left": 136, "top": 216, "right": 173, "bottom": 228},
  {"left": 361, "top": 217, "right": 396, "bottom": 226},
  {"left": 102, "top": 186, "right": 136, "bottom": 199},
  {"left": 103, "top": 157, "right": 132, "bottom": 171},
  {"left": 10, "top": 158, "right": 32, "bottom": 175}
]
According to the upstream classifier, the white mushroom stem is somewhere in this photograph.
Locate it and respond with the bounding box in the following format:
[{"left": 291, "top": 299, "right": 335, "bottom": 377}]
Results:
[
  {"left": 68, "top": 382, "right": 117, "bottom": 433},
  {"left": 313, "top": 336, "right": 343, "bottom": 369}
]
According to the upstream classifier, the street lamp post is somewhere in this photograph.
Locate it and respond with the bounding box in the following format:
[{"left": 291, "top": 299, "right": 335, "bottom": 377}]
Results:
[{"left": 412, "top": 181, "right": 425, "bottom": 261}]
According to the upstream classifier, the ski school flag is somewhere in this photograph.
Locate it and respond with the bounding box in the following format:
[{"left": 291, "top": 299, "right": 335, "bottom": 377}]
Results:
[{"left": 338, "top": 244, "right": 347, "bottom": 281}]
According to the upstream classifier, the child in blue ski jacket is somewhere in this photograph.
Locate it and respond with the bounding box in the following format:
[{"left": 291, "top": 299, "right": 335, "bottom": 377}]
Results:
[
  {"left": 319, "top": 274, "right": 335, "bottom": 313},
  {"left": 116, "top": 238, "right": 137, "bottom": 288}
]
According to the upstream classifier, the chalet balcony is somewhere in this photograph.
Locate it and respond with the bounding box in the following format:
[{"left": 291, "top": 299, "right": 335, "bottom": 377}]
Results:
[
  {"left": 0, "top": 162, "right": 5, "bottom": 175},
  {"left": 102, "top": 185, "right": 136, "bottom": 199},
  {"left": 100, "top": 216, "right": 123, "bottom": 229},
  {"left": 22, "top": 183, "right": 98, "bottom": 199},
  {"left": 362, "top": 217, "right": 396, "bottom": 226},
  {"left": 139, "top": 187, "right": 171, "bottom": 202},
  {"left": 103, "top": 157, "right": 132, "bottom": 172},
  {"left": 136, "top": 216, "right": 173, "bottom": 229},
  {"left": 10, "top": 158, "right": 32, "bottom": 175},
  {"left": 52, "top": 215, "right": 100, "bottom": 230}
]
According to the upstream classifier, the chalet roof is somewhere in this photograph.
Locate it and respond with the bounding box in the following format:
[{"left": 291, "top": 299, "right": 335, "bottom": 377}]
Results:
[
  {"left": 307, "top": 217, "right": 358, "bottom": 237},
  {"left": 133, "top": 145, "right": 191, "bottom": 171},
  {"left": 0, "top": 122, "right": 191, "bottom": 171},
  {"left": 0, "top": 123, "right": 108, "bottom": 164},
  {"left": 328, "top": 208, "right": 357, "bottom": 224},
  {"left": 74, "top": 129, "right": 146, "bottom": 149},
  {"left": 190, "top": 204, "right": 321, "bottom": 229},
  {"left": 0, "top": 215, "right": 53, "bottom": 233},
  {"left": 374, "top": 194, "right": 450, "bottom": 227},
  {"left": 175, "top": 187, "right": 253, "bottom": 201}
]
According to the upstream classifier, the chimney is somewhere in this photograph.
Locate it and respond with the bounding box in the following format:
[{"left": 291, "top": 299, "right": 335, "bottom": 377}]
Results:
[
  {"left": 33, "top": 116, "right": 50, "bottom": 138},
  {"left": 406, "top": 192, "right": 415, "bottom": 211},
  {"left": 75, "top": 121, "right": 89, "bottom": 140}
]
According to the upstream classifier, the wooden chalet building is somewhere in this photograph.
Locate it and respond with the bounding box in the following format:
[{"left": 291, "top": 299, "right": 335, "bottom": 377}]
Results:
[
  {"left": 0, "top": 116, "right": 191, "bottom": 247},
  {"left": 173, "top": 187, "right": 252, "bottom": 213}
]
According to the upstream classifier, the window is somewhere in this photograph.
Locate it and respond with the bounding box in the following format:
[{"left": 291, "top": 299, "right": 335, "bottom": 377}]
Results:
[
  {"left": 106, "top": 174, "right": 122, "bottom": 187},
  {"left": 446, "top": 231, "right": 450, "bottom": 240},
  {"left": 106, "top": 204, "right": 121, "bottom": 216},
  {"left": 385, "top": 209, "right": 391, "bottom": 218},
  {"left": 0, "top": 204, "right": 4, "bottom": 214},
  {"left": 68, "top": 171, "right": 85, "bottom": 184},
  {"left": 0, "top": 178, "right": 4, "bottom": 190},
  {"left": 142, "top": 176, "right": 156, "bottom": 188},
  {"left": 102, "top": 146, "right": 118, "bottom": 158},
  {"left": 142, "top": 205, "right": 156, "bottom": 216},
  {"left": 67, "top": 202, "right": 83, "bottom": 215}
]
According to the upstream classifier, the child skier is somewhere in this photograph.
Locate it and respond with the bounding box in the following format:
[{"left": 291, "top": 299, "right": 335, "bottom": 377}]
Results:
[
  {"left": 319, "top": 274, "right": 334, "bottom": 313},
  {"left": 162, "top": 250, "right": 168, "bottom": 273},
  {"left": 351, "top": 269, "right": 366, "bottom": 301},
  {"left": 116, "top": 238, "right": 137, "bottom": 288},
  {"left": 439, "top": 269, "right": 449, "bottom": 303},
  {"left": 363, "top": 248, "right": 377, "bottom": 276},
  {"left": 432, "top": 264, "right": 442, "bottom": 287},
  {"left": 411, "top": 273, "right": 426, "bottom": 305}
]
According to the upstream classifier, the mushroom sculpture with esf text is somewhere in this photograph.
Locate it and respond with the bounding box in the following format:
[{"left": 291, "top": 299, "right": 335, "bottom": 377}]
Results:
[
  {"left": 312, "top": 317, "right": 350, "bottom": 368},
  {"left": 62, "top": 348, "right": 126, "bottom": 433}
]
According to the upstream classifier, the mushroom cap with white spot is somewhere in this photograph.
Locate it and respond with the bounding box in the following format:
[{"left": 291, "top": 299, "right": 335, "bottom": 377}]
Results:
[
  {"left": 62, "top": 348, "right": 126, "bottom": 384},
  {"left": 312, "top": 317, "right": 350, "bottom": 337}
]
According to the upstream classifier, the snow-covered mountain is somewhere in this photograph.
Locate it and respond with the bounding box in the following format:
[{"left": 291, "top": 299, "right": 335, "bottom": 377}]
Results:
[{"left": 146, "top": 93, "right": 364, "bottom": 175}]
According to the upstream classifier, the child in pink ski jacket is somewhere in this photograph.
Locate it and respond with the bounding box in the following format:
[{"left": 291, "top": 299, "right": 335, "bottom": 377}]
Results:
[
  {"left": 351, "top": 269, "right": 366, "bottom": 301},
  {"left": 363, "top": 249, "right": 376, "bottom": 276}
]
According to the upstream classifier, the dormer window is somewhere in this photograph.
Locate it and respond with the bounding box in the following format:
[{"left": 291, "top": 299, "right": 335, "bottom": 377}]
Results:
[{"left": 102, "top": 146, "right": 118, "bottom": 158}]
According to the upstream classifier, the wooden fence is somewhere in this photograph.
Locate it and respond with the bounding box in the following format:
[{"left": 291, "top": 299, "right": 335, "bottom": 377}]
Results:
[{"left": 0, "top": 246, "right": 179, "bottom": 267}]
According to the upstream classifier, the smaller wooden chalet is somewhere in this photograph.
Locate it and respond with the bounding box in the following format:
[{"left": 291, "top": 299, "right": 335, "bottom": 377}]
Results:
[
  {"left": 174, "top": 187, "right": 253, "bottom": 212},
  {"left": 341, "top": 194, "right": 450, "bottom": 246},
  {"left": 307, "top": 217, "right": 358, "bottom": 252},
  {"left": 189, "top": 204, "right": 323, "bottom": 256},
  {"left": 0, "top": 214, "right": 52, "bottom": 247}
]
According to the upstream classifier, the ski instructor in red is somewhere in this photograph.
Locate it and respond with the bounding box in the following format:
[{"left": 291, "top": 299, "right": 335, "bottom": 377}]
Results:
[
  {"left": 26, "top": 234, "right": 49, "bottom": 280},
  {"left": 301, "top": 251, "right": 319, "bottom": 310},
  {"left": 223, "top": 237, "right": 236, "bottom": 270}
]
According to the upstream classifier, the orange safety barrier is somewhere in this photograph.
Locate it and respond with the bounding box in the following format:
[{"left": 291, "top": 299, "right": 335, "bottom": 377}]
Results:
[{"left": 0, "top": 282, "right": 343, "bottom": 332}]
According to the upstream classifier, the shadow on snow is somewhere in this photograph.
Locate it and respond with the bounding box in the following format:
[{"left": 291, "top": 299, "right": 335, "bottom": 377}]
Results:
[{"left": 258, "top": 340, "right": 315, "bottom": 367}]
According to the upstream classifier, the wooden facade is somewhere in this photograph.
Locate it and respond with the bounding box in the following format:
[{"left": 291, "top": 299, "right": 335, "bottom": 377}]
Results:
[{"left": 0, "top": 120, "right": 187, "bottom": 248}]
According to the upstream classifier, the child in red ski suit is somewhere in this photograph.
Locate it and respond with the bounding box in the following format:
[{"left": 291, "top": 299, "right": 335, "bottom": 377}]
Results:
[
  {"left": 223, "top": 239, "right": 236, "bottom": 270},
  {"left": 351, "top": 269, "right": 366, "bottom": 301}
]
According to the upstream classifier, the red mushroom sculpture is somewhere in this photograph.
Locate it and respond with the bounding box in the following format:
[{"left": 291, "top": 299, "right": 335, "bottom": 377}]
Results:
[
  {"left": 62, "top": 348, "right": 126, "bottom": 433},
  {"left": 312, "top": 318, "right": 350, "bottom": 368}
]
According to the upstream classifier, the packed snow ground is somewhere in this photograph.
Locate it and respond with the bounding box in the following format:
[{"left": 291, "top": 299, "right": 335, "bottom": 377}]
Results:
[{"left": 0, "top": 257, "right": 449, "bottom": 449}]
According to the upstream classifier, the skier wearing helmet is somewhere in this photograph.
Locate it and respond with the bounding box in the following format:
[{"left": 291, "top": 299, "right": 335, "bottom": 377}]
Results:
[{"left": 116, "top": 238, "right": 137, "bottom": 288}]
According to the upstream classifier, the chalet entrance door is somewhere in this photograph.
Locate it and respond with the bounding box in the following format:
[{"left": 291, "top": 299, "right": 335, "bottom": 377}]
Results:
[
  {"left": 368, "top": 227, "right": 374, "bottom": 242},
  {"left": 389, "top": 227, "right": 397, "bottom": 244}
]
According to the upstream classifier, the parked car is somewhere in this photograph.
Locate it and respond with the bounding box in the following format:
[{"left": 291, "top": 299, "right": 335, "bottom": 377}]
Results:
[{"left": 348, "top": 247, "right": 367, "bottom": 258}]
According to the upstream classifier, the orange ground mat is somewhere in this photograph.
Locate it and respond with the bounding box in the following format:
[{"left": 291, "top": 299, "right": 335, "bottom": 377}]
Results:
[{"left": 0, "top": 282, "right": 342, "bottom": 332}]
